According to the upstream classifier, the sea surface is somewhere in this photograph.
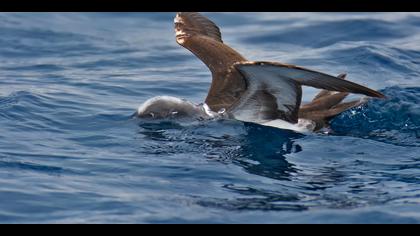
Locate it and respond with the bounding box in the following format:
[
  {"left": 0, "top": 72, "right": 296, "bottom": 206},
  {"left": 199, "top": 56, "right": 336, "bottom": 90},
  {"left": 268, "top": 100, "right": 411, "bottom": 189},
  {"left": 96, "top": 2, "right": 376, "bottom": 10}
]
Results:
[{"left": 0, "top": 12, "right": 419, "bottom": 223}]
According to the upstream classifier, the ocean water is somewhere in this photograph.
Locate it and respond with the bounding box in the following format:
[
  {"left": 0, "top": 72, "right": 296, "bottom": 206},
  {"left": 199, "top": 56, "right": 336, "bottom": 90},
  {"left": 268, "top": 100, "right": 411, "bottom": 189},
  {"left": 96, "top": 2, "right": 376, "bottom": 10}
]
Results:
[{"left": 0, "top": 12, "right": 419, "bottom": 224}]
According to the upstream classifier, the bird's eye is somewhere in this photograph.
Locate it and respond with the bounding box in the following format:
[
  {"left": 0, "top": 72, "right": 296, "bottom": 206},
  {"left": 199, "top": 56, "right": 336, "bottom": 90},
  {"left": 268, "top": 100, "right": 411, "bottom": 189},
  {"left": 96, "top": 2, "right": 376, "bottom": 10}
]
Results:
[{"left": 149, "top": 113, "right": 155, "bottom": 118}]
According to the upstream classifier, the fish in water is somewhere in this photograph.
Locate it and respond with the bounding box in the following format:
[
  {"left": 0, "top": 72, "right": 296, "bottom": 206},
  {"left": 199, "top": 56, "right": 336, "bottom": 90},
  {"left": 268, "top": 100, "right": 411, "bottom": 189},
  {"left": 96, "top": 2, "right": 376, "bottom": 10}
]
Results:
[{"left": 136, "top": 12, "right": 385, "bottom": 133}]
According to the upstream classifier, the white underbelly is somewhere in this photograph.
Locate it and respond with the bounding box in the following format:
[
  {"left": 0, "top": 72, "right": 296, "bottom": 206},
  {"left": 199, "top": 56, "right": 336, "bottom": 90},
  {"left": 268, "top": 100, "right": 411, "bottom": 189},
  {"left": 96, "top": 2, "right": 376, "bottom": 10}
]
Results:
[{"left": 261, "top": 119, "right": 316, "bottom": 133}]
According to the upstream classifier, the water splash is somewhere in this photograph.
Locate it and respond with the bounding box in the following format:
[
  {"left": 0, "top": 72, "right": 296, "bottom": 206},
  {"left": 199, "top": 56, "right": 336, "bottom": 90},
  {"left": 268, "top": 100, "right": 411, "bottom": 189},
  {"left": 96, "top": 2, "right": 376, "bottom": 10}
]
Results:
[{"left": 331, "top": 86, "right": 420, "bottom": 147}]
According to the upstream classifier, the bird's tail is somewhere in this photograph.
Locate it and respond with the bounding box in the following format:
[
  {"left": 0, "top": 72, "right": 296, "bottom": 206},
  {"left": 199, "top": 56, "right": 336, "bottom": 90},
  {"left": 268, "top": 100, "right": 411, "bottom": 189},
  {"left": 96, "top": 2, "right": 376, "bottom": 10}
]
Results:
[{"left": 298, "top": 74, "right": 368, "bottom": 130}]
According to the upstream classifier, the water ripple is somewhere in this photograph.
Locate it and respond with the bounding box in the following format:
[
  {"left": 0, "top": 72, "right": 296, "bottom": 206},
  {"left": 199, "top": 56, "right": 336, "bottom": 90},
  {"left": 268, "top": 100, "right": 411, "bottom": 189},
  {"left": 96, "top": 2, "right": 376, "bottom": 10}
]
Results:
[{"left": 0, "top": 12, "right": 419, "bottom": 223}]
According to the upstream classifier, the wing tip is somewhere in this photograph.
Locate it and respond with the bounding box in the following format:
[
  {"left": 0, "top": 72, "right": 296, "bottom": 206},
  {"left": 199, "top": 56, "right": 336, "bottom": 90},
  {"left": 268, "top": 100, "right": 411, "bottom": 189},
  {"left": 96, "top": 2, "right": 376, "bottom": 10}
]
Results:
[
  {"left": 174, "top": 12, "right": 223, "bottom": 44},
  {"left": 371, "top": 90, "right": 387, "bottom": 99}
]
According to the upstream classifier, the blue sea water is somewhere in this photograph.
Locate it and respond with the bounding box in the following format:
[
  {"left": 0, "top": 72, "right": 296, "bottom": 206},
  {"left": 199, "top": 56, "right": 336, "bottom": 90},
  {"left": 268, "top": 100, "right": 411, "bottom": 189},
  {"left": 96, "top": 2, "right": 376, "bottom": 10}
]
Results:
[{"left": 0, "top": 12, "right": 419, "bottom": 223}]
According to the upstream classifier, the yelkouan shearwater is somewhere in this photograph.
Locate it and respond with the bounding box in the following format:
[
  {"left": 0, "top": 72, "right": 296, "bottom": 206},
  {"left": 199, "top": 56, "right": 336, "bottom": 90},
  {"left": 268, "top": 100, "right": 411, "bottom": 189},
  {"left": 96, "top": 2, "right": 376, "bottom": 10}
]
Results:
[{"left": 137, "top": 12, "right": 385, "bottom": 133}]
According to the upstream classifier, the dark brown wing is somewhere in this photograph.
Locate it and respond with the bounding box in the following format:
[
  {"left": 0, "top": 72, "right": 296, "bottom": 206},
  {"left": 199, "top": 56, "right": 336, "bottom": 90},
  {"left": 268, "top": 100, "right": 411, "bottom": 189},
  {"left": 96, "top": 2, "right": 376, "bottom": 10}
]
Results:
[
  {"left": 299, "top": 74, "right": 371, "bottom": 130},
  {"left": 233, "top": 61, "right": 385, "bottom": 125},
  {"left": 236, "top": 61, "right": 386, "bottom": 98},
  {"left": 175, "top": 12, "right": 223, "bottom": 43},
  {"left": 311, "top": 73, "right": 348, "bottom": 102},
  {"left": 300, "top": 73, "right": 349, "bottom": 112},
  {"left": 174, "top": 12, "right": 248, "bottom": 111}
]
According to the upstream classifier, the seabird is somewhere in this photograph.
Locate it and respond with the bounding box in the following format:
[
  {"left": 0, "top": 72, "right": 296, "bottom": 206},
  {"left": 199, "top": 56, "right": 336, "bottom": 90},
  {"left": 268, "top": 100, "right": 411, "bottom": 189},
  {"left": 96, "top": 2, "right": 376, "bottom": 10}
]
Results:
[{"left": 137, "top": 12, "right": 385, "bottom": 132}]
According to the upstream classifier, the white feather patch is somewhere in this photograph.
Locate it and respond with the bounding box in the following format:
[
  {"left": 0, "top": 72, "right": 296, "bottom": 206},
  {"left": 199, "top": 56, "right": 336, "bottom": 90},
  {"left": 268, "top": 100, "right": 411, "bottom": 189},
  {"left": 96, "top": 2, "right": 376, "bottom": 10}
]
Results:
[{"left": 262, "top": 119, "right": 316, "bottom": 133}]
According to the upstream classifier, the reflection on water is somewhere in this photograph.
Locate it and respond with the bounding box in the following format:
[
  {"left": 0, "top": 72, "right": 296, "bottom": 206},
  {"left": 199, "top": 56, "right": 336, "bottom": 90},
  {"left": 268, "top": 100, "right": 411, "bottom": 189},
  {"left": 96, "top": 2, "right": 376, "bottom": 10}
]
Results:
[
  {"left": 233, "top": 123, "right": 303, "bottom": 181},
  {"left": 137, "top": 119, "right": 304, "bottom": 181},
  {"left": 137, "top": 119, "right": 308, "bottom": 211}
]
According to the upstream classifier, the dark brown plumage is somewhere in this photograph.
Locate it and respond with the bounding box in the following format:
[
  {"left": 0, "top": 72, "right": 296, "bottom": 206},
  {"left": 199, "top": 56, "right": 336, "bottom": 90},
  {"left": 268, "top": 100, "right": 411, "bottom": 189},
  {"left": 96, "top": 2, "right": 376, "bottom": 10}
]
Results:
[{"left": 174, "top": 12, "right": 385, "bottom": 131}]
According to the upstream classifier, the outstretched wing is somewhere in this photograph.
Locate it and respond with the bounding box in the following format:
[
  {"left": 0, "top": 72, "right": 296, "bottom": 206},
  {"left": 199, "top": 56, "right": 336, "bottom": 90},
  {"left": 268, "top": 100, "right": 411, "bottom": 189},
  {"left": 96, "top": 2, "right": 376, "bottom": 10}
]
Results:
[
  {"left": 229, "top": 61, "right": 385, "bottom": 124},
  {"left": 236, "top": 62, "right": 386, "bottom": 98},
  {"left": 228, "top": 63, "right": 302, "bottom": 124},
  {"left": 311, "top": 73, "right": 348, "bottom": 102},
  {"left": 175, "top": 12, "right": 223, "bottom": 43},
  {"left": 174, "top": 13, "right": 385, "bottom": 120},
  {"left": 174, "top": 12, "right": 248, "bottom": 112},
  {"left": 174, "top": 12, "right": 246, "bottom": 74},
  {"left": 300, "top": 73, "right": 349, "bottom": 112}
]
